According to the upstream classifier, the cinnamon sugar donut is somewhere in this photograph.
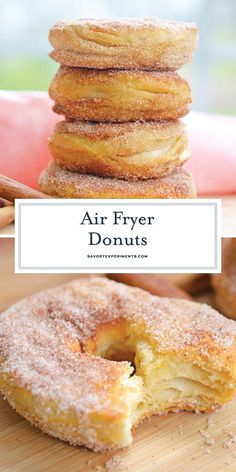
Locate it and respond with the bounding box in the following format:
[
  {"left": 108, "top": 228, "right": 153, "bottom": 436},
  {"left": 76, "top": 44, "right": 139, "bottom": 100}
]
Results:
[
  {"left": 49, "top": 67, "right": 191, "bottom": 122},
  {"left": 1, "top": 278, "right": 236, "bottom": 451},
  {"left": 211, "top": 239, "right": 236, "bottom": 319},
  {"left": 39, "top": 163, "right": 196, "bottom": 199},
  {"left": 49, "top": 120, "right": 190, "bottom": 180},
  {"left": 49, "top": 18, "right": 198, "bottom": 71}
]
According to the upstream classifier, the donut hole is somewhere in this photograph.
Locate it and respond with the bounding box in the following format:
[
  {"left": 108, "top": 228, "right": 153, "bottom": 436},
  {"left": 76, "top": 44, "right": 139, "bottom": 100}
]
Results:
[
  {"left": 102, "top": 349, "right": 136, "bottom": 374},
  {"left": 88, "top": 323, "right": 137, "bottom": 375}
]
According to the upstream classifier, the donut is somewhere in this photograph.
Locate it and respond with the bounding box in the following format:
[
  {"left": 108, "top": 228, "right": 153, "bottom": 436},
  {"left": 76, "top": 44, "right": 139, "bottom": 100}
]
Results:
[
  {"left": 48, "top": 120, "right": 190, "bottom": 180},
  {"left": 49, "top": 18, "right": 198, "bottom": 71},
  {"left": 39, "top": 163, "right": 196, "bottom": 199},
  {"left": 1, "top": 278, "right": 236, "bottom": 451},
  {"left": 211, "top": 239, "right": 236, "bottom": 319},
  {"left": 49, "top": 67, "right": 191, "bottom": 122}
]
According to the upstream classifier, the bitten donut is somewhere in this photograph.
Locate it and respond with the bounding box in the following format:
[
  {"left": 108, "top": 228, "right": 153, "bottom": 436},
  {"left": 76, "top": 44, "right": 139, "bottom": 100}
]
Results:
[
  {"left": 49, "top": 67, "right": 191, "bottom": 122},
  {"left": 211, "top": 239, "right": 236, "bottom": 319},
  {"left": 49, "top": 18, "right": 198, "bottom": 71},
  {"left": 39, "top": 163, "right": 196, "bottom": 199},
  {"left": 49, "top": 120, "right": 190, "bottom": 180},
  {"left": 1, "top": 278, "right": 236, "bottom": 451}
]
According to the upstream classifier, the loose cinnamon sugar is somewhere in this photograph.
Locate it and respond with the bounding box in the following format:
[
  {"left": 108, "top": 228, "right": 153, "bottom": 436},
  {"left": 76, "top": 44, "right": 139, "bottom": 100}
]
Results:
[
  {"left": 199, "top": 429, "right": 210, "bottom": 439},
  {"left": 103, "top": 455, "right": 123, "bottom": 471},
  {"left": 207, "top": 417, "right": 215, "bottom": 429}
]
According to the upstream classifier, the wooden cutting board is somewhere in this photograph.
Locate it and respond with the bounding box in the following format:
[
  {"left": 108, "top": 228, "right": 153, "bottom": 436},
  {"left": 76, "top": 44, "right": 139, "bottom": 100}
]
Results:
[
  {"left": 1, "top": 240, "right": 236, "bottom": 471},
  {"left": 0, "top": 395, "right": 236, "bottom": 472}
]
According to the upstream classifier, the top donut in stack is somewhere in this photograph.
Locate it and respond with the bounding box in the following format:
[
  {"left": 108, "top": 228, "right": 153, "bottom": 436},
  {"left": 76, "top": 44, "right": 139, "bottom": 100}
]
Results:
[{"left": 41, "top": 18, "right": 198, "bottom": 198}]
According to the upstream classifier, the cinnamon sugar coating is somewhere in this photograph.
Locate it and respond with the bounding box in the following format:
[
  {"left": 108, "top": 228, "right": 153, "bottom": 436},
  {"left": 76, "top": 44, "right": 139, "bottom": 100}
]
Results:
[
  {"left": 211, "top": 239, "right": 236, "bottom": 319},
  {"left": 39, "top": 163, "right": 196, "bottom": 199},
  {"left": 49, "top": 18, "right": 198, "bottom": 71},
  {"left": 49, "top": 67, "right": 191, "bottom": 122},
  {"left": 1, "top": 278, "right": 236, "bottom": 451},
  {"left": 49, "top": 120, "right": 190, "bottom": 180}
]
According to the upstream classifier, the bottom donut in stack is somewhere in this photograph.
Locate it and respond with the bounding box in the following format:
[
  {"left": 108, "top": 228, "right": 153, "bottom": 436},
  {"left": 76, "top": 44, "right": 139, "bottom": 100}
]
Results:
[
  {"left": 0, "top": 278, "right": 236, "bottom": 451},
  {"left": 39, "top": 163, "right": 196, "bottom": 199}
]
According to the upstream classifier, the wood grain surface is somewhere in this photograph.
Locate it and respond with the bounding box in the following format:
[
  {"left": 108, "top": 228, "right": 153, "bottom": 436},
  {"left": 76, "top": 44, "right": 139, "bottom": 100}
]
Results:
[
  {"left": 1, "top": 395, "right": 236, "bottom": 472},
  {"left": 1, "top": 240, "right": 236, "bottom": 471}
]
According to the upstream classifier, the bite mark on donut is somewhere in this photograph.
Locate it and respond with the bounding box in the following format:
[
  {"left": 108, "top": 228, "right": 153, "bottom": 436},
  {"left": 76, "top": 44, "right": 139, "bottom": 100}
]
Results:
[{"left": 83, "top": 319, "right": 231, "bottom": 432}]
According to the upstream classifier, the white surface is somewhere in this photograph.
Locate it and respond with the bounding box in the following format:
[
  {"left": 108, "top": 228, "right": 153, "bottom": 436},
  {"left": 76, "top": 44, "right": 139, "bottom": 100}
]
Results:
[
  {"left": 1, "top": 195, "right": 235, "bottom": 238},
  {"left": 15, "top": 199, "right": 220, "bottom": 273}
]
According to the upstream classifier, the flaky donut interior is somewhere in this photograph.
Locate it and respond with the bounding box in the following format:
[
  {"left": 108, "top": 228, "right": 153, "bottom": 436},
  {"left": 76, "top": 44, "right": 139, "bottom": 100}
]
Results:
[
  {"left": 56, "top": 72, "right": 188, "bottom": 104},
  {"left": 49, "top": 129, "right": 189, "bottom": 165},
  {"left": 86, "top": 321, "right": 235, "bottom": 437}
]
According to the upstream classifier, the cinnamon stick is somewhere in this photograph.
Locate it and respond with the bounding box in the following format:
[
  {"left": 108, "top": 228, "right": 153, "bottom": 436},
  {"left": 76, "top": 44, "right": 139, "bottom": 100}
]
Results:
[
  {"left": 0, "top": 206, "right": 15, "bottom": 230},
  {"left": 107, "top": 274, "right": 192, "bottom": 300},
  {"left": 0, "top": 174, "right": 52, "bottom": 202},
  {"left": 0, "top": 198, "right": 12, "bottom": 208},
  {"left": 164, "top": 274, "right": 210, "bottom": 295}
]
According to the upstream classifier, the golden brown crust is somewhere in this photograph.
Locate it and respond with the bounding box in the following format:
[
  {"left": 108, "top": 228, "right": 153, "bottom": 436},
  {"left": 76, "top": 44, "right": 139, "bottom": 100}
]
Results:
[
  {"left": 49, "top": 18, "right": 198, "bottom": 71},
  {"left": 1, "top": 277, "right": 236, "bottom": 451},
  {"left": 39, "top": 163, "right": 196, "bottom": 199},
  {"left": 49, "top": 120, "right": 190, "bottom": 180},
  {"left": 49, "top": 67, "right": 191, "bottom": 122},
  {"left": 211, "top": 239, "right": 236, "bottom": 319}
]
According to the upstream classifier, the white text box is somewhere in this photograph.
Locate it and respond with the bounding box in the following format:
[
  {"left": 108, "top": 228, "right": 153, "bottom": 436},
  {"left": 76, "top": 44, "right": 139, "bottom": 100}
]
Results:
[{"left": 15, "top": 199, "right": 221, "bottom": 273}]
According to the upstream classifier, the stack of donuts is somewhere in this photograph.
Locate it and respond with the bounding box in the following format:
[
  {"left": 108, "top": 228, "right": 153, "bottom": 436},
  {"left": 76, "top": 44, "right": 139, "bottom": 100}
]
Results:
[{"left": 39, "top": 18, "right": 198, "bottom": 199}]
